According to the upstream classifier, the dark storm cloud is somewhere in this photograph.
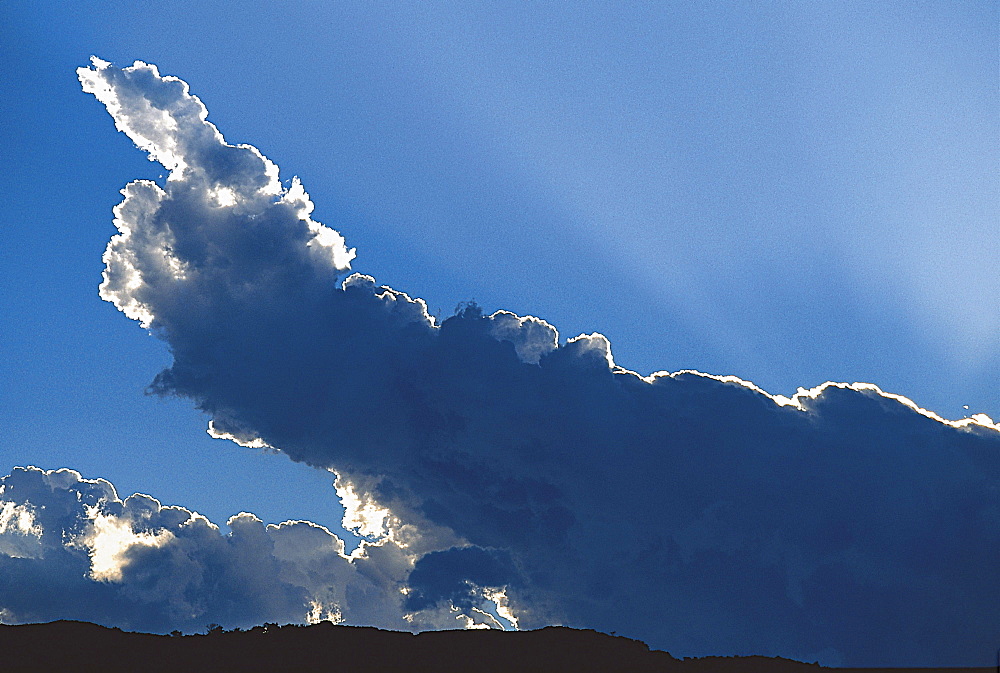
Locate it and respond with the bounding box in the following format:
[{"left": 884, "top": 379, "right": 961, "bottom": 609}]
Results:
[
  {"left": 405, "top": 546, "right": 518, "bottom": 613},
  {"left": 72, "top": 58, "right": 1000, "bottom": 666}
]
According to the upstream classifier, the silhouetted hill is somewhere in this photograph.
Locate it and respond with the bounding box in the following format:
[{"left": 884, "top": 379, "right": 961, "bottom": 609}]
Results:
[{"left": 0, "top": 621, "right": 990, "bottom": 673}]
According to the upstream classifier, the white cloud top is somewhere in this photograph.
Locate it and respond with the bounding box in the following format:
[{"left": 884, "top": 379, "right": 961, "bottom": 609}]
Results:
[{"left": 78, "top": 57, "right": 355, "bottom": 329}]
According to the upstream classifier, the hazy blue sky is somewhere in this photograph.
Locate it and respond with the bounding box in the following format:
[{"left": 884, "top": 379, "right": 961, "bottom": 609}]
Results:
[{"left": 1, "top": 2, "right": 998, "bottom": 663}]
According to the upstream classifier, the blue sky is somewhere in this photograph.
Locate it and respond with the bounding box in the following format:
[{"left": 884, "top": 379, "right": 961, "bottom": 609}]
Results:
[{"left": 1, "top": 1, "right": 998, "bottom": 664}]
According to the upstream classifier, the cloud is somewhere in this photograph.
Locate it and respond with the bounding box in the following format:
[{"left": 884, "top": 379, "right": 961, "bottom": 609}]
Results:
[
  {"left": 0, "top": 466, "right": 511, "bottom": 633},
  {"left": 73, "top": 58, "right": 1000, "bottom": 666}
]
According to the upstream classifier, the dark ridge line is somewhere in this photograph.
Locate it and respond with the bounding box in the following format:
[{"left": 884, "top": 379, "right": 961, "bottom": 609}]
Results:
[{"left": 0, "top": 620, "right": 989, "bottom": 673}]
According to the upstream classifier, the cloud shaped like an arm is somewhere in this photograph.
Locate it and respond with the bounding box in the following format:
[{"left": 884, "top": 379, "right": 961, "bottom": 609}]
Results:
[{"left": 76, "top": 58, "right": 1000, "bottom": 667}]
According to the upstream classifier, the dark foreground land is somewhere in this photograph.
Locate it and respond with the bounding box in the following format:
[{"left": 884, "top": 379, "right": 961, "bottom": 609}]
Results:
[{"left": 0, "top": 620, "right": 990, "bottom": 673}]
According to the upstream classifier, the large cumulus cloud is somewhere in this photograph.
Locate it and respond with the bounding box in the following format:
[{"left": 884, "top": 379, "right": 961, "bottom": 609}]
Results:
[{"left": 74, "top": 58, "right": 1000, "bottom": 666}]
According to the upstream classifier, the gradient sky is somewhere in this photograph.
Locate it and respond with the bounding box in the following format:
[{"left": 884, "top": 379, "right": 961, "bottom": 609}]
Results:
[{"left": 1, "top": 2, "right": 998, "bottom": 660}]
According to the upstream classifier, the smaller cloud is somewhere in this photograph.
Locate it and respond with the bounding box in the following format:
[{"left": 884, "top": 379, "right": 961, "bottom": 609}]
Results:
[{"left": 0, "top": 467, "right": 514, "bottom": 634}]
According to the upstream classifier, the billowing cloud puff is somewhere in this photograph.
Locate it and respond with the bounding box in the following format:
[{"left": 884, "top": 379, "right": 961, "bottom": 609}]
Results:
[
  {"left": 0, "top": 466, "right": 511, "bottom": 633},
  {"left": 78, "top": 57, "right": 355, "bottom": 330},
  {"left": 76, "top": 58, "right": 1000, "bottom": 666}
]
